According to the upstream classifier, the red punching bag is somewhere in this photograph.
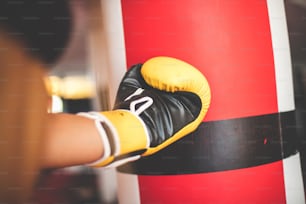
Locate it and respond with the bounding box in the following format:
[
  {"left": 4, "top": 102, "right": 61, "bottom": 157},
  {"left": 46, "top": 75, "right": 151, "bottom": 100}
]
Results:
[{"left": 116, "top": 0, "right": 305, "bottom": 203}]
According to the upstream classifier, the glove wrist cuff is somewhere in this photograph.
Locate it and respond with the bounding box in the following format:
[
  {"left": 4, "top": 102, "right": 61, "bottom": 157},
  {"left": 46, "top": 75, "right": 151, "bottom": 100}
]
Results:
[{"left": 78, "top": 110, "right": 150, "bottom": 168}]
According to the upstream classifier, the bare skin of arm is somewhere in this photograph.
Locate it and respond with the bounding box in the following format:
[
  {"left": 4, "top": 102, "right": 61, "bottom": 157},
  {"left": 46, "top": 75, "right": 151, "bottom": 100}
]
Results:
[{"left": 41, "top": 113, "right": 104, "bottom": 169}]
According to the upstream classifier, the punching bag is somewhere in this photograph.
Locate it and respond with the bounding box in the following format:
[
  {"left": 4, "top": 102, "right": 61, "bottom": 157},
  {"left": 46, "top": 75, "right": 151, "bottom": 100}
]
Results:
[{"left": 116, "top": 0, "right": 305, "bottom": 203}]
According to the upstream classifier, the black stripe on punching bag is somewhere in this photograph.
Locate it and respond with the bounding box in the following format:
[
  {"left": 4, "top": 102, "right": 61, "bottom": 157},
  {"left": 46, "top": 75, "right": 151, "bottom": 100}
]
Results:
[{"left": 117, "top": 111, "right": 298, "bottom": 175}]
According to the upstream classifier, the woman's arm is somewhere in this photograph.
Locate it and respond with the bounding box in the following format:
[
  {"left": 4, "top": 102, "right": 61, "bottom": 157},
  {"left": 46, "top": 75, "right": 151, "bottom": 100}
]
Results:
[{"left": 41, "top": 113, "right": 104, "bottom": 169}]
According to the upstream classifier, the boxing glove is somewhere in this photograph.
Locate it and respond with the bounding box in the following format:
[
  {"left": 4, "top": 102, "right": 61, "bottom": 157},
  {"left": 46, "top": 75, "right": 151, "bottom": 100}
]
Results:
[{"left": 80, "top": 56, "right": 211, "bottom": 168}]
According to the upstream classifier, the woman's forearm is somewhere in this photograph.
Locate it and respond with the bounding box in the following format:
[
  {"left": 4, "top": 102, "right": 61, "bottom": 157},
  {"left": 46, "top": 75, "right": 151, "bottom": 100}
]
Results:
[{"left": 41, "top": 113, "right": 104, "bottom": 169}]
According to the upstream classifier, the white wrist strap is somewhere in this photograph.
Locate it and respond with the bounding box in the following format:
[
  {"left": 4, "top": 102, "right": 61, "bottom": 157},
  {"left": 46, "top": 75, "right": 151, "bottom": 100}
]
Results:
[{"left": 77, "top": 112, "right": 113, "bottom": 166}]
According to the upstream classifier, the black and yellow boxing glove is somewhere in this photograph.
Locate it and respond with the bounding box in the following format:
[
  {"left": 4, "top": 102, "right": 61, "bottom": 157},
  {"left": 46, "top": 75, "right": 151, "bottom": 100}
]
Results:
[{"left": 79, "top": 56, "right": 211, "bottom": 168}]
